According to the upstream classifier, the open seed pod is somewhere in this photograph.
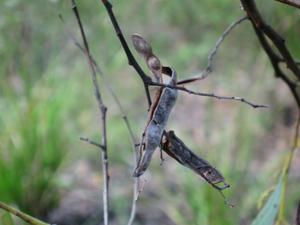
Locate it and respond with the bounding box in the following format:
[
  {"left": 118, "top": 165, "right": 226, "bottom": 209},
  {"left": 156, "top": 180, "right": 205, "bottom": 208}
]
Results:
[
  {"left": 161, "top": 130, "right": 230, "bottom": 190},
  {"left": 133, "top": 68, "right": 178, "bottom": 177}
]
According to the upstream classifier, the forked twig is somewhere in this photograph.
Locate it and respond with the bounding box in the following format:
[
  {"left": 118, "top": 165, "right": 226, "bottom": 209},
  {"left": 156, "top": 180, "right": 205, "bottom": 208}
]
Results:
[
  {"left": 80, "top": 137, "right": 105, "bottom": 150},
  {"left": 70, "top": 1, "right": 109, "bottom": 224},
  {"left": 100, "top": 0, "right": 152, "bottom": 108},
  {"left": 100, "top": 0, "right": 266, "bottom": 110},
  {"left": 60, "top": 14, "right": 140, "bottom": 225},
  {"left": 178, "top": 16, "right": 248, "bottom": 85},
  {"left": 150, "top": 81, "right": 268, "bottom": 108},
  {"left": 240, "top": 0, "right": 300, "bottom": 106}
]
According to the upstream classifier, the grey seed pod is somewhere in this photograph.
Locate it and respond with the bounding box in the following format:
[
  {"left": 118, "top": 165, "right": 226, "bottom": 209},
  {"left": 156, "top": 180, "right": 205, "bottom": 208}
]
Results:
[
  {"left": 161, "top": 130, "right": 230, "bottom": 190},
  {"left": 133, "top": 69, "right": 178, "bottom": 177}
]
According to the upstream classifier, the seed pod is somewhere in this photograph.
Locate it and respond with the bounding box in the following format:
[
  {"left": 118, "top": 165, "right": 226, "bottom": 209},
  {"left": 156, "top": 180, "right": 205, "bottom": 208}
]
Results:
[
  {"left": 131, "top": 34, "right": 161, "bottom": 82},
  {"left": 133, "top": 68, "right": 178, "bottom": 177},
  {"left": 147, "top": 55, "right": 161, "bottom": 82},
  {"left": 131, "top": 34, "right": 153, "bottom": 58},
  {"left": 161, "top": 130, "right": 230, "bottom": 190}
]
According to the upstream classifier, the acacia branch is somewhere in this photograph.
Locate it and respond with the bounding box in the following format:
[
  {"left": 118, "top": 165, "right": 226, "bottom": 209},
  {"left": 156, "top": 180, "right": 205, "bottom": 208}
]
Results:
[
  {"left": 71, "top": 1, "right": 109, "bottom": 224},
  {"left": 240, "top": 0, "right": 300, "bottom": 107},
  {"left": 149, "top": 82, "right": 268, "bottom": 108},
  {"left": 178, "top": 16, "right": 248, "bottom": 85},
  {"left": 100, "top": 0, "right": 152, "bottom": 108}
]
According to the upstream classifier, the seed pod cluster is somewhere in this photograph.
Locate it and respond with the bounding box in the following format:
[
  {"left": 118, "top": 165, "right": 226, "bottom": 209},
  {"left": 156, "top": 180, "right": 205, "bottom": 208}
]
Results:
[{"left": 131, "top": 34, "right": 229, "bottom": 193}]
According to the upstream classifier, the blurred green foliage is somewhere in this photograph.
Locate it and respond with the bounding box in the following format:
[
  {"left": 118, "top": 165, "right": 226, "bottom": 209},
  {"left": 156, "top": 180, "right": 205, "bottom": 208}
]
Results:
[{"left": 0, "top": 0, "right": 300, "bottom": 225}]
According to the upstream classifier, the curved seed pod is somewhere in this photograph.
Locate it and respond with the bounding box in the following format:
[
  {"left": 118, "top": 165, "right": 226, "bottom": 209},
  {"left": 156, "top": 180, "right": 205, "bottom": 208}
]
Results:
[
  {"left": 161, "top": 130, "right": 230, "bottom": 190},
  {"left": 133, "top": 68, "right": 178, "bottom": 177}
]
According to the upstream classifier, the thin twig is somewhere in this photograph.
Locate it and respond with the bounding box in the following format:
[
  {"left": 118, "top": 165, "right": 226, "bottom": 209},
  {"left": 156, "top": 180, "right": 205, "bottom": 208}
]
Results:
[
  {"left": 275, "top": 0, "right": 300, "bottom": 8},
  {"left": 70, "top": 1, "right": 109, "bottom": 225},
  {"left": 100, "top": 0, "right": 152, "bottom": 108},
  {"left": 80, "top": 136, "right": 105, "bottom": 150},
  {"left": 296, "top": 200, "right": 300, "bottom": 225},
  {"left": 178, "top": 16, "right": 248, "bottom": 85},
  {"left": 0, "top": 201, "right": 50, "bottom": 225},
  {"left": 149, "top": 82, "right": 268, "bottom": 108},
  {"left": 60, "top": 14, "right": 140, "bottom": 223}
]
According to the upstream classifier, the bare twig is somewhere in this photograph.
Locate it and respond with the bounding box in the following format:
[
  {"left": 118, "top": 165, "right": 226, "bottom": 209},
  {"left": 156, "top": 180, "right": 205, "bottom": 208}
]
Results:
[
  {"left": 296, "top": 200, "right": 300, "bottom": 225},
  {"left": 70, "top": 1, "right": 109, "bottom": 224},
  {"left": 275, "top": 0, "right": 300, "bottom": 8},
  {"left": 59, "top": 15, "right": 138, "bottom": 150},
  {"left": 100, "top": 0, "right": 152, "bottom": 108},
  {"left": 60, "top": 14, "right": 140, "bottom": 225},
  {"left": 127, "top": 179, "right": 139, "bottom": 225},
  {"left": 0, "top": 201, "right": 50, "bottom": 225},
  {"left": 80, "top": 136, "right": 105, "bottom": 150},
  {"left": 149, "top": 81, "right": 268, "bottom": 108},
  {"left": 178, "top": 16, "right": 248, "bottom": 85}
]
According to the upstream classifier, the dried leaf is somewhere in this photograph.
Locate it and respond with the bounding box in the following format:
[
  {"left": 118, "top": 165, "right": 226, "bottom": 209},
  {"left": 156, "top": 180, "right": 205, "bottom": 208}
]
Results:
[{"left": 161, "top": 130, "right": 230, "bottom": 190}]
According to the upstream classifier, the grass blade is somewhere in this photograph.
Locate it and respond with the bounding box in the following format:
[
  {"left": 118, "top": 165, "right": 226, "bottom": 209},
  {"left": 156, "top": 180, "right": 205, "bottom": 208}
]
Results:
[{"left": 251, "top": 177, "right": 283, "bottom": 225}]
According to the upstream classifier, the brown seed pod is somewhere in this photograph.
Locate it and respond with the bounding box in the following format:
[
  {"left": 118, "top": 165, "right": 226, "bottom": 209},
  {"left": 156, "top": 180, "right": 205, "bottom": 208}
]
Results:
[
  {"left": 131, "top": 33, "right": 153, "bottom": 57},
  {"left": 161, "top": 130, "right": 230, "bottom": 190},
  {"left": 131, "top": 34, "right": 162, "bottom": 82},
  {"left": 147, "top": 55, "right": 162, "bottom": 82},
  {"left": 133, "top": 68, "right": 178, "bottom": 177}
]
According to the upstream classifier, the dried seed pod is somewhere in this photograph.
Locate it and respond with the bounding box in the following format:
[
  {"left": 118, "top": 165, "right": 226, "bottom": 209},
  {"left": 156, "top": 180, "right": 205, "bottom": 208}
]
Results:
[
  {"left": 133, "top": 68, "right": 178, "bottom": 177},
  {"left": 161, "top": 130, "right": 230, "bottom": 190},
  {"left": 131, "top": 34, "right": 162, "bottom": 82},
  {"left": 131, "top": 34, "right": 153, "bottom": 57},
  {"left": 147, "top": 55, "right": 162, "bottom": 82}
]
